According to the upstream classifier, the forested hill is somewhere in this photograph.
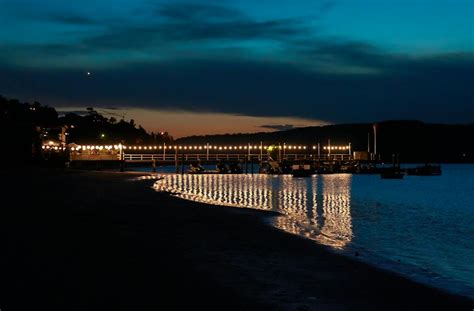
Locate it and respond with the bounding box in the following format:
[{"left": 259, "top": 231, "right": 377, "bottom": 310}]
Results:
[
  {"left": 176, "top": 121, "right": 474, "bottom": 163},
  {"left": 0, "top": 95, "right": 173, "bottom": 163}
]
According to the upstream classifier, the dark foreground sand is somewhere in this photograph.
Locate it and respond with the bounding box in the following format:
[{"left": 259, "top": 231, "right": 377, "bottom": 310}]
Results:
[{"left": 1, "top": 168, "right": 472, "bottom": 310}]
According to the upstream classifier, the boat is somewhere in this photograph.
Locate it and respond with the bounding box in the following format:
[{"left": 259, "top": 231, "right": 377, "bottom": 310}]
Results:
[
  {"left": 291, "top": 164, "right": 313, "bottom": 177},
  {"left": 188, "top": 161, "right": 244, "bottom": 174},
  {"left": 406, "top": 164, "right": 442, "bottom": 176},
  {"left": 259, "top": 160, "right": 283, "bottom": 174},
  {"left": 188, "top": 163, "right": 206, "bottom": 174},
  {"left": 380, "top": 168, "right": 404, "bottom": 179},
  {"left": 315, "top": 167, "right": 335, "bottom": 174},
  {"left": 188, "top": 163, "right": 219, "bottom": 174},
  {"left": 380, "top": 153, "right": 404, "bottom": 179},
  {"left": 228, "top": 162, "right": 243, "bottom": 174}
]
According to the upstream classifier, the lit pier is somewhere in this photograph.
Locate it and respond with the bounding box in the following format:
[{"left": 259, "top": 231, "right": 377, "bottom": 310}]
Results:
[
  {"left": 40, "top": 141, "right": 376, "bottom": 174},
  {"left": 43, "top": 143, "right": 353, "bottom": 163}
]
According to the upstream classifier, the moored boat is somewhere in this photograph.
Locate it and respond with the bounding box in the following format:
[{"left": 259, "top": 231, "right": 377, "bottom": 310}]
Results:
[
  {"left": 292, "top": 164, "right": 313, "bottom": 177},
  {"left": 380, "top": 169, "right": 404, "bottom": 179},
  {"left": 406, "top": 164, "right": 442, "bottom": 176},
  {"left": 381, "top": 153, "right": 404, "bottom": 179}
]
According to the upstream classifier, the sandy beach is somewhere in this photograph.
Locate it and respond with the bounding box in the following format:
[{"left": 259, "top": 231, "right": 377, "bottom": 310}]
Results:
[{"left": 1, "top": 168, "right": 472, "bottom": 310}]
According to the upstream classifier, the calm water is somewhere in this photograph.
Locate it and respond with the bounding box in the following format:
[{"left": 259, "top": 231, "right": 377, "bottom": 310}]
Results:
[{"left": 152, "top": 164, "right": 474, "bottom": 298}]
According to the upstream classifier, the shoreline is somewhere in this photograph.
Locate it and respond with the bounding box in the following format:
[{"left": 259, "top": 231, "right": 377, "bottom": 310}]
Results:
[
  {"left": 167, "top": 189, "right": 474, "bottom": 303},
  {"left": 152, "top": 168, "right": 474, "bottom": 301},
  {"left": 2, "top": 168, "right": 473, "bottom": 310}
]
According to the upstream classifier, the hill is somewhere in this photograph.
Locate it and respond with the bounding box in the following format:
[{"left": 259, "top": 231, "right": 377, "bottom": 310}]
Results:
[{"left": 176, "top": 121, "right": 474, "bottom": 163}]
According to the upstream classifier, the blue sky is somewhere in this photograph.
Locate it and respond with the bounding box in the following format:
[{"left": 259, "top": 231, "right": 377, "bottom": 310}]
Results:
[{"left": 0, "top": 0, "right": 473, "bottom": 135}]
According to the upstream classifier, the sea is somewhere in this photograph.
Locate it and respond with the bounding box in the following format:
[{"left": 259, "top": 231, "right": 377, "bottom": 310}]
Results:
[{"left": 149, "top": 164, "right": 474, "bottom": 299}]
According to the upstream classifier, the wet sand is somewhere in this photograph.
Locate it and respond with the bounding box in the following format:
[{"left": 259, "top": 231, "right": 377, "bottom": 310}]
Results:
[{"left": 1, "top": 168, "right": 472, "bottom": 310}]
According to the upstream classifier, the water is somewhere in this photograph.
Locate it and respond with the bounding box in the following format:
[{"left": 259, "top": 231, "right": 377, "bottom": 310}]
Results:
[
  {"left": 128, "top": 164, "right": 216, "bottom": 174},
  {"left": 152, "top": 164, "right": 474, "bottom": 299}
]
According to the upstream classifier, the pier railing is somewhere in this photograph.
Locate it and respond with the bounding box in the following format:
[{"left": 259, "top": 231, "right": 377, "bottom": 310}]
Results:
[
  {"left": 50, "top": 143, "right": 354, "bottom": 163},
  {"left": 119, "top": 153, "right": 352, "bottom": 162},
  {"left": 123, "top": 153, "right": 262, "bottom": 162},
  {"left": 67, "top": 152, "right": 352, "bottom": 162}
]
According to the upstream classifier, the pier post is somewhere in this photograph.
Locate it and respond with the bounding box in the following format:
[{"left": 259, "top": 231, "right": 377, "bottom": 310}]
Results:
[
  {"left": 175, "top": 148, "right": 178, "bottom": 173},
  {"left": 181, "top": 150, "right": 185, "bottom": 175},
  {"left": 373, "top": 123, "right": 378, "bottom": 156},
  {"left": 328, "top": 139, "right": 331, "bottom": 160},
  {"left": 119, "top": 144, "right": 125, "bottom": 172},
  {"left": 367, "top": 132, "right": 371, "bottom": 153},
  {"left": 163, "top": 143, "right": 166, "bottom": 161},
  {"left": 278, "top": 143, "right": 282, "bottom": 162},
  {"left": 247, "top": 143, "right": 251, "bottom": 162}
]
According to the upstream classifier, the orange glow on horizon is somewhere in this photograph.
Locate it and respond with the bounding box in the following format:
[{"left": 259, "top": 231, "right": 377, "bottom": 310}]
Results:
[{"left": 58, "top": 107, "right": 329, "bottom": 138}]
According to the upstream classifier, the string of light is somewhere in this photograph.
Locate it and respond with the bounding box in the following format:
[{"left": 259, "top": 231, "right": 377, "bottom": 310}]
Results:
[{"left": 42, "top": 144, "right": 351, "bottom": 151}]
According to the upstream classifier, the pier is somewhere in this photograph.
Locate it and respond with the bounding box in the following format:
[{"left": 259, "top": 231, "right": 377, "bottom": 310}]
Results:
[{"left": 42, "top": 142, "right": 375, "bottom": 173}]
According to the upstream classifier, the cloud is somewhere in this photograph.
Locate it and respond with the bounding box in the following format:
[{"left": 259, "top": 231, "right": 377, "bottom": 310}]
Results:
[
  {"left": 0, "top": 2, "right": 102, "bottom": 26},
  {"left": 260, "top": 124, "right": 297, "bottom": 131},
  {"left": 102, "top": 107, "right": 122, "bottom": 110},
  {"left": 319, "top": 1, "right": 337, "bottom": 13},
  {"left": 1, "top": 1, "right": 472, "bottom": 125},
  {"left": 0, "top": 2, "right": 366, "bottom": 71},
  {"left": 154, "top": 3, "right": 306, "bottom": 41},
  {"left": 157, "top": 18, "right": 305, "bottom": 42},
  {"left": 77, "top": 3, "right": 308, "bottom": 53},
  {"left": 55, "top": 109, "right": 89, "bottom": 116},
  {"left": 296, "top": 40, "right": 391, "bottom": 71},
  {"left": 1, "top": 52, "right": 473, "bottom": 123},
  {"left": 45, "top": 13, "right": 99, "bottom": 25},
  {"left": 157, "top": 3, "right": 245, "bottom": 22}
]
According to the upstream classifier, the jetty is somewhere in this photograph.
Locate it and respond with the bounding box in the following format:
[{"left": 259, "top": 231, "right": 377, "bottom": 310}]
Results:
[{"left": 42, "top": 141, "right": 386, "bottom": 174}]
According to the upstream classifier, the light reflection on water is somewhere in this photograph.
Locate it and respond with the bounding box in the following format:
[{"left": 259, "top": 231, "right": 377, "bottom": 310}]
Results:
[
  {"left": 152, "top": 167, "right": 474, "bottom": 299},
  {"left": 154, "top": 174, "right": 353, "bottom": 249}
]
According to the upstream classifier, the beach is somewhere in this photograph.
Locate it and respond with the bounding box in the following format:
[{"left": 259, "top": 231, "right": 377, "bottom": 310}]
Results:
[{"left": 2, "top": 169, "right": 472, "bottom": 310}]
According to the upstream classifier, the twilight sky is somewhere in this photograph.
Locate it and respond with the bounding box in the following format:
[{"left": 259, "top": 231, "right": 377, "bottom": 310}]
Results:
[{"left": 1, "top": 0, "right": 473, "bottom": 137}]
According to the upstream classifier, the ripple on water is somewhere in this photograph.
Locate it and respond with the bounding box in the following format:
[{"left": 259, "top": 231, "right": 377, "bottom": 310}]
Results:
[{"left": 152, "top": 165, "right": 474, "bottom": 299}]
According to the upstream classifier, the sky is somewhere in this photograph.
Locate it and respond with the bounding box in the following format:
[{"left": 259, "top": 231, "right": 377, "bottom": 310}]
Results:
[{"left": 0, "top": 0, "right": 473, "bottom": 137}]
